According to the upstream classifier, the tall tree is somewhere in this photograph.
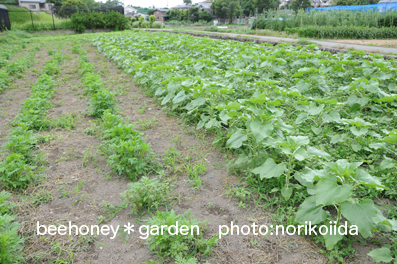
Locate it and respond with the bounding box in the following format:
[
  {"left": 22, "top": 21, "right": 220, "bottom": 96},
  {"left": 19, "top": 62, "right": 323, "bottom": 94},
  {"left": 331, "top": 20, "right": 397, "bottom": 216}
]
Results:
[
  {"left": 211, "top": 0, "right": 242, "bottom": 23},
  {"left": 183, "top": 0, "right": 192, "bottom": 4},
  {"left": 253, "top": 0, "right": 277, "bottom": 13},
  {"left": 241, "top": 0, "right": 255, "bottom": 16},
  {"left": 290, "top": 0, "right": 311, "bottom": 11}
]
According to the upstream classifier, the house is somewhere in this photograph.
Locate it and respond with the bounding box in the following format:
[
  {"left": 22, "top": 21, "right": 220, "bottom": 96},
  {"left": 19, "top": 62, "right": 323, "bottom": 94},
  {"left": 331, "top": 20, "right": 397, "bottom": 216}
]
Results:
[
  {"left": 153, "top": 8, "right": 168, "bottom": 22},
  {"left": 125, "top": 6, "right": 137, "bottom": 17},
  {"left": 19, "top": 0, "right": 53, "bottom": 13},
  {"left": 170, "top": 4, "right": 192, "bottom": 10},
  {"left": 197, "top": 1, "right": 213, "bottom": 15}
]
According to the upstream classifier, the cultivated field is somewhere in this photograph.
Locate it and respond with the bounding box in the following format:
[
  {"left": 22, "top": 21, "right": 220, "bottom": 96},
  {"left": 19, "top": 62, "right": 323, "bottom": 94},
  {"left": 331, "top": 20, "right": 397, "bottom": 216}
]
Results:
[{"left": 1, "top": 30, "right": 397, "bottom": 263}]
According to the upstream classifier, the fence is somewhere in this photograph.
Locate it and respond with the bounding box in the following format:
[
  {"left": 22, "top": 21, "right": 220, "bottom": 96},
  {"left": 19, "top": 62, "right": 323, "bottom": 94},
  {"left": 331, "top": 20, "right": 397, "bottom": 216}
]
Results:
[{"left": 6, "top": 4, "right": 124, "bottom": 31}]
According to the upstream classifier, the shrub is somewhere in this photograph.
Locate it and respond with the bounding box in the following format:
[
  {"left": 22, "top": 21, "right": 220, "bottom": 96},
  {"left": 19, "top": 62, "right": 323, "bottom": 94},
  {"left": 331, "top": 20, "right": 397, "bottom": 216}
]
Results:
[
  {"left": 149, "top": 14, "right": 155, "bottom": 24},
  {"left": 59, "top": 0, "right": 89, "bottom": 18},
  {"left": 143, "top": 210, "right": 217, "bottom": 260},
  {"left": 0, "top": 153, "right": 37, "bottom": 190},
  {"left": 120, "top": 176, "right": 172, "bottom": 213},
  {"left": 296, "top": 25, "right": 397, "bottom": 39},
  {"left": 89, "top": 88, "right": 116, "bottom": 117},
  {"left": 71, "top": 10, "right": 129, "bottom": 33},
  {"left": 131, "top": 21, "right": 140, "bottom": 28},
  {"left": 0, "top": 215, "right": 25, "bottom": 263},
  {"left": 141, "top": 21, "right": 150, "bottom": 28},
  {"left": 151, "top": 21, "right": 162, "bottom": 28}
]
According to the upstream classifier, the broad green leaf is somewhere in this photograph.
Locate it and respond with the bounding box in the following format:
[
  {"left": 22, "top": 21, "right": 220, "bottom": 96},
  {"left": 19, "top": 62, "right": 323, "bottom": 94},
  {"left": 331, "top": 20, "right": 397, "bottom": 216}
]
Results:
[
  {"left": 368, "top": 143, "right": 386, "bottom": 150},
  {"left": 307, "top": 103, "right": 325, "bottom": 116},
  {"left": 383, "top": 134, "right": 397, "bottom": 144},
  {"left": 322, "top": 224, "right": 344, "bottom": 250},
  {"left": 295, "top": 196, "right": 327, "bottom": 225},
  {"left": 367, "top": 246, "right": 393, "bottom": 263},
  {"left": 249, "top": 118, "right": 273, "bottom": 142},
  {"left": 293, "top": 147, "right": 308, "bottom": 161},
  {"left": 225, "top": 102, "right": 241, "bottom": 111},
  {"left": 277, "top": 119, "right": 294, "bottom": 133},
  {"left": 343, "top": 117, "right": 374, "bottom": 128},
  {"left": 380, "top": 158, "right": 395, "bottom": 170},
  {"left": 172, "top": 90, "right": 186, "bottom": 104},
  {"left": 251, "top": 158, "right": 286, "bottom": 180},
  {"left": 281, "top": 186, "right": 293, "bottom": 200},
  {"left": 322, "top": 111, "right": 341, "bottom": 123},
  {"left": 340, "top": 199, "right": 378, "bottom": 238},
  {"left": 307, "top": 146, "right": 331, "bottom": 160},
  {"left": 325, "top": 159, "right": 363, "bottom": 178},
  {"left": 356, "top": 168, "right": 388, "bottom": 190},
  {"left": 351, "top": 143, "right": 362, "bottom": 152},
  {"left": 295, "top": 113, "right": 308, "bottom": 124},
  {"left": 294, "top": 167, "right": 326, "bottom": 188},
  {"left": 350, "top": 127, "right": 368, "bottom": 137},
  {"left": 330, "top": 134, "right": 343, "bottom": 144},
  {"left": 311, "top": 126, "right": 322, "bottom": 135},
  {"left": 226, "top": 129, "right": 247, "bottom": 149},
  {"left": 315, "top": 177, "right": 353, "bottom": 206}
]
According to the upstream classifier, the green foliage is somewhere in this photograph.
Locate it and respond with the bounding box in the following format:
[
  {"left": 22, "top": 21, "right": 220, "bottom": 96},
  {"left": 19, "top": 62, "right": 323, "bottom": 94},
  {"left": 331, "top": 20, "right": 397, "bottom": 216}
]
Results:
[
  {"left": 100, "top": 112, "right": 156, "bottom": 180},
  {"left": 198, "top": 11, "right": 212, "bottom": 22},
  {"left": 0, "top": 191, "right": 15, "bottom": 216},
  {"left": 151, "top": 21, "right": 163, "bottom": 28},
  {"left": 295, "top": 25, "right": 397, "bottom": 39},
  {"left": 0, "top": 214, "right": 25, "bottom": 263},
  {"left": 290, "top": 0, "right": 311, "bottom": 12},
  {"left": 71, "top": 10, "right": 129, "bottom": 33},
  {"left": 211, "top": 0, "right": 242, "bottom": 23},
  {"left": 335, "top": 0, "right": 377, "bottom": 5},
  {"left": 88, "top": 88, "right": 116, "bottom": 117},
  {"left": 91, "top": 30, "right": 397, "bottom": 262},
  {"left": 59, "top": 0, "right": 89, "bottom": 18},
  {"left": 0, "top": 153, "right": 37, "bottom": 190},
  {"left": 120, "top": 176, "right": 172, "bottom": 213},
  {"left": 149, "top": 14, "right": 155, "bottom": 24},
  {"left": 143, "top": 209, "right": 217, "bottom": 260}
]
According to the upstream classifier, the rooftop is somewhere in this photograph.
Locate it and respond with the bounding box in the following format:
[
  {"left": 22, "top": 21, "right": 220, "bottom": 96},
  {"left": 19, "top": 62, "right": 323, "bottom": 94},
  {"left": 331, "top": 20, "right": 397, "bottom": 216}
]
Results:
[
  {"left": 171, "top": 4, "right": 192, "bottom": 9},
  {"left": 19, "top": 0, "right": 46, "bottom": 3}
]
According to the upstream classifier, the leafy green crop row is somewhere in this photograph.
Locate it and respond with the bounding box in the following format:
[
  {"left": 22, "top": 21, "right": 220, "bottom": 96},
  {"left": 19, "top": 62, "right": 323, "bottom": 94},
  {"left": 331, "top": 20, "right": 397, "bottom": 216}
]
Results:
[
  {"left": 0, "top": 47, "right": 39, "bottom": 94},
  {"left": 287, "top": 25, "right": 397, "bottom": 39},
  {"left": 91, "top": 31, "right": 397, "bottom": 261},
  {"left": 0, "top": 49, "right": 63, "bottom": 263},
  {"left": 73, "top": 43, "right": 216, "bottom": 262},
  {"left": 73, "top": 43, "right": 155, "bottom": 180}
]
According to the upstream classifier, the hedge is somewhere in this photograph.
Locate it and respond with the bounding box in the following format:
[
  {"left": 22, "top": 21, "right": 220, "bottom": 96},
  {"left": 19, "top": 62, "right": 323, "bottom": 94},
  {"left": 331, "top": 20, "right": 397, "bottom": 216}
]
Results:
[{"left": 291, "top": 26, "right": 397, "bottom": 39}]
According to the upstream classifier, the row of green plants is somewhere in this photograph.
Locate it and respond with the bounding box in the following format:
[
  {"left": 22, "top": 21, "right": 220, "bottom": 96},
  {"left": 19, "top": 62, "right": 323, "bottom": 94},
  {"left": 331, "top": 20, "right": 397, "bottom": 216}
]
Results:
[
  {"left": 251, "top": 9, "right": 397, "bottom": 37},
  {"left": 73, "top": 42, "right": 217, "bottom": 263},
  {"left": 0, "top": 49, "right": 63, "bottom": 263},
  {"left": 286, "top": 25, "right": 397, "bottom": 39},
  {"left": 0, "top": 46, "right": 37, "bottom": 93},
  {"left": 131, "top": 15, "right": 162, "bottom": 29},
  {"left": 91, "top": 30, "right": 397, "bottom": 262},
  {"left": 70, "top": 10, "right": 129, "bottom": 33}
]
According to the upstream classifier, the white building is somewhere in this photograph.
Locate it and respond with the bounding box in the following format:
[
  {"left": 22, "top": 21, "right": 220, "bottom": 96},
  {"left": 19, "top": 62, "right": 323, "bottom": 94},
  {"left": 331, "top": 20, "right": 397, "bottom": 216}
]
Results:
[
  {"left": 19, "top": 0, "right": 53, "bottom": 13},
  {"left": 125, "top": 6, "right": 137, "bottom": 17}
]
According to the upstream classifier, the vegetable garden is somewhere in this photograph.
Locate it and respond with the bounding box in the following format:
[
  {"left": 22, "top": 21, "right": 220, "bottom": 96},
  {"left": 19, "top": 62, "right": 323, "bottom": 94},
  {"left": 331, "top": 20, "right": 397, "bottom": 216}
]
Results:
[{"left": 1, "top": 29, "right": 397, "bottom": 263}]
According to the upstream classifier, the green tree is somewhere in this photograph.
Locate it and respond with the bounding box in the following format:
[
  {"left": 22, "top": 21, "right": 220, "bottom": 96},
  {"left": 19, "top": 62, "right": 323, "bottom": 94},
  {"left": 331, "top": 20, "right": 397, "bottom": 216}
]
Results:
[
  {"left": 290, "top": 0, "right": 311, "bottom": 12},
  {"left": 211, "top": 0, "right": 242, "bottom": 23},
  {"left": 241, "top": 0, "right": 255, "bottom": 16},
  {"left": 149, "top": 14, "right": 155, "bottom": 23},
  {"left": 199, "top": 10, "right": 212, "bottom": 21},
  {"left": 59, "top": 0, "right": 89, "bottom": 18},
  {"left": 148, "top": 9, "right": 155, "bottom": 15},
  {"left": 189, "top": 6, "right": 200, "bottom": 22},
  {"left": 100, "top": 0, "right": 123, "bottom": 8},
  {"left": 253, "top": 0, "right": 277, "bottom": 13},
  {"left": 183, "top": 0, "right": 192, "bottom": 4}
]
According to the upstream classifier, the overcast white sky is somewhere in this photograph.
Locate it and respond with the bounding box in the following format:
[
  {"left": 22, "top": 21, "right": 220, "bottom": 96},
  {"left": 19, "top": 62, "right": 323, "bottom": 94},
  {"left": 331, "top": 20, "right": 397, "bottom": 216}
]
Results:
[{"left": 122, "top": 0, "right": 203, "bottom": 8}]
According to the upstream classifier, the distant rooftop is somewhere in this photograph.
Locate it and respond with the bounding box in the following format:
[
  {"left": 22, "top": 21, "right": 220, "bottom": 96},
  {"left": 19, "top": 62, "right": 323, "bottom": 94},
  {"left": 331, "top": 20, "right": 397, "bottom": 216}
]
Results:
[{"left": 170, "top": 4, "right": 192, "bottom": 9}]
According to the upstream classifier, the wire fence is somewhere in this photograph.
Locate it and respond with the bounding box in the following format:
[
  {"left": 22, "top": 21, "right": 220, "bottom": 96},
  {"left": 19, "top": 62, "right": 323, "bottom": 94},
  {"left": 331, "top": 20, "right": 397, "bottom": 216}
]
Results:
[{"left": 5, "top": 4, "right": 124, "bottom": 31}]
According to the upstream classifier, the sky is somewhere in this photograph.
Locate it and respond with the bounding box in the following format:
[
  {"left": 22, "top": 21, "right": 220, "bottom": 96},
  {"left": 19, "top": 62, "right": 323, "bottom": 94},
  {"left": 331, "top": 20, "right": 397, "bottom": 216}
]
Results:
[{"left": 122, "top": 0, "right": 203, "bottom": 8}]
